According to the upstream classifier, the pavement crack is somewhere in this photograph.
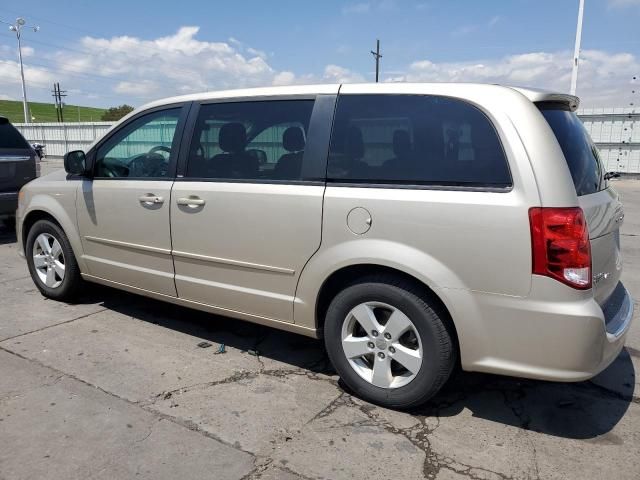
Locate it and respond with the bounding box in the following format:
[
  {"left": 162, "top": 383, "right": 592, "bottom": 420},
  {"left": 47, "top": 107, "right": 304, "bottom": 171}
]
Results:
[
  {"left": 0, "top": 307, "right": 109, "bottom": 343},
  {"left": 0, "top": 345, "right": 257, "bottom": 459},
  {"left": 239, "top": 457, "right": 273, "bottom": 480}
]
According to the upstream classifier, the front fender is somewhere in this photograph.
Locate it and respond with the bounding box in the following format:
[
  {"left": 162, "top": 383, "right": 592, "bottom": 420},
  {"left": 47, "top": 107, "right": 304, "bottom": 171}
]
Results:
[{"left": 20, "top": 187, "right": 86, "bottom": 272}]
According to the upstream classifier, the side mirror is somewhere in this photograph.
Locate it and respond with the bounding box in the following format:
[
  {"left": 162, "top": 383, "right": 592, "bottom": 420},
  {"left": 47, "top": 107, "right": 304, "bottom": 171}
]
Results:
[{"left": 64, "top": 150, "right": 89, "bottom": 176}]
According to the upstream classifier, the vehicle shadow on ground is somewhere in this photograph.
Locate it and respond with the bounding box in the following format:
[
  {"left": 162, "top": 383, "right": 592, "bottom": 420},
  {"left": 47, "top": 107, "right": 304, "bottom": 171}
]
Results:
[
  {"left": 412, "top": 350, "right": 636, "bottom": 441},
  {"left": 74, "top": 284, "right": 636, "bottom": 441}
]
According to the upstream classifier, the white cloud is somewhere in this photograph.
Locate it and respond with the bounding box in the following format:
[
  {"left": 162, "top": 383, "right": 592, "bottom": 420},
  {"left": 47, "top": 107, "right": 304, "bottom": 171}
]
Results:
[
  {"left": 0, "top": 94, "right": 14, "bottom": 100},
  {"left": 114, "top": 80, "right": 160, "bottom": 96},
  {"left": 52, "top": 27, "right": 277, "bottom": 100},
  {"left": 386, "top": 49, "right": 639, "bottom": 107},
  {"left": 271, "top": 64, "right": 365, "bottom": 86},
  {"left": 322, "top": 64, "right": 365, "bottom": 83},
  {"left": 272, "top": 71, "right": 296, "bottom": 86},
  {"left": 0, "top": 59, "right": 55, "bottom": 89}
]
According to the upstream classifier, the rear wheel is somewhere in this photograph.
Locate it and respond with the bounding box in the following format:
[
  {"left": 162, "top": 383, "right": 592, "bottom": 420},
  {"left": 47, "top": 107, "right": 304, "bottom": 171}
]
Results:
[
  {"left": 26, "top": 219, "right": 82, "bottom": 301},
  {"left": 324, "top": 276, "right": 456, "bottom": 409}
]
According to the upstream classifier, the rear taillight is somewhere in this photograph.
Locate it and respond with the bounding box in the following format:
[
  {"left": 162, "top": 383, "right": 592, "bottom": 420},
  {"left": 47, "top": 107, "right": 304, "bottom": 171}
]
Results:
[{"left": 529, "top": 207, "right": 591, "bottom": 289}]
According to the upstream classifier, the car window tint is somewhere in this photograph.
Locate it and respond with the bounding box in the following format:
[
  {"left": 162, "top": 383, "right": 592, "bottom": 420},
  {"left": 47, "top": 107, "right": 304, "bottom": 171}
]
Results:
[
  {"left": 538, "top": 104, "right": 604, "bottom": 196},
  {"left": 95, "top": 109, "right": 180, "bottom": 178},
  {"left": 0, "top": 122, "right": 30, "bottom": 149},
  {"left": 185, "top": 100, "right": 314, "bottom": 181},
  {"left": 327, "top": 95, "right": 511, "bottom": 187}
]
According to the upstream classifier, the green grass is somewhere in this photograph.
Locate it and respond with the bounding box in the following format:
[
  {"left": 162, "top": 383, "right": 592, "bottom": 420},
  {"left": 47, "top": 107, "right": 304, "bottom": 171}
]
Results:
[{"left": 0, "top": 100, "right": 106, "bottom": 123}]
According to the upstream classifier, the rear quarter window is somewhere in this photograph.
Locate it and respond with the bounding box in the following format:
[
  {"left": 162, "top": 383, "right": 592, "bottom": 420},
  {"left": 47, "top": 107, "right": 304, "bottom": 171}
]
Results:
[
  {"left": 327, "top": 94, "right": 512, "bottom": 188},
  {"left": 0, "top": 122, "right": 30, "bottom": 149},
  {"left": 538, "top": 103, "right": 604, "bottom": 196}
]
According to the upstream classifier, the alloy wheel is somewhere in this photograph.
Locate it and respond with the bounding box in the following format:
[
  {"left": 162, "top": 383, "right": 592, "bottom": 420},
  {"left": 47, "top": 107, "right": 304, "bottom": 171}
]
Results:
[
  {"left": 341, "top": 301, "right": 423, "bottom": 389},
  {"left": 33, "top": 233, "right": 65, "bottom": 288}
]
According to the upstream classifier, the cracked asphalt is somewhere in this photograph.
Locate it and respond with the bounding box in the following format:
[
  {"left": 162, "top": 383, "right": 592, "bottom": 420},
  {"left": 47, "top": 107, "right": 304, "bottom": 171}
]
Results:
[{"left": 1, "top": 164, "right": 639, "bottom": 480}]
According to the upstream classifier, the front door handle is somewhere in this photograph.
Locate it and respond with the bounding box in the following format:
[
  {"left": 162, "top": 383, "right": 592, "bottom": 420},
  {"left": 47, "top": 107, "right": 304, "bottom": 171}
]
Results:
[
  {"left": 177, "top": 196, "right": 206, "bottom": 207},
  {"left": 138, "top": 194, "right": 164, "bottom": 205}
]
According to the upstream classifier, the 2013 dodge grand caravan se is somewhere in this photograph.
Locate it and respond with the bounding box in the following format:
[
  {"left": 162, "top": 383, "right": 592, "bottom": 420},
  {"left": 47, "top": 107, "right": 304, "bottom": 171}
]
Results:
[{"left": 16, "top": 83, "right": 634, "bottom": 408}]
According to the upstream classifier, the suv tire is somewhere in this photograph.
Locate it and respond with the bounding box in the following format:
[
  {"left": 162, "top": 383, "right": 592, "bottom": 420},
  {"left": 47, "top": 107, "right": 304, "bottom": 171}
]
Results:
[
  {"left": 25, "top": 219, "right": 82, "bottom": 301},
  {"left": 324, "top": 275, "right": 456, "bottom": 409}
]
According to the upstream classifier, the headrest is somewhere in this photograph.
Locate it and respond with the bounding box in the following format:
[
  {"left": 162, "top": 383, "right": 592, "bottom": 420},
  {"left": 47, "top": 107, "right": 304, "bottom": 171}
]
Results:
[
  {"left": 219, "top": 123, "right": 246, "bottom": 153},
  {"left": 345, "top": 126, "right": 364, "bottom": 159},
  {"left": 393, "top": 130, "right": 411, "bottom": 158},
  {"left": 283, "top": 126, "right": 305, "bottom": 152}
]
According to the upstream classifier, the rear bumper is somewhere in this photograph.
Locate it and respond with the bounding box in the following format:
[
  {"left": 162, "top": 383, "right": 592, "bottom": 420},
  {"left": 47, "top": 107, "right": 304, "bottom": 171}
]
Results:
[
  {"left": 457, "top": 277, "right": 635, "bottom": 381},
  {"left": 0, "top": 191, "right": 18, "bottom": 215}
]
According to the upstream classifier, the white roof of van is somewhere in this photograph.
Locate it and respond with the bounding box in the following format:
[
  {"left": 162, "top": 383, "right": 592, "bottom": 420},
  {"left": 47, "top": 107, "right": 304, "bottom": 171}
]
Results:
[{"left": 137, "top": 82, "right": 579, "bottom": 113}]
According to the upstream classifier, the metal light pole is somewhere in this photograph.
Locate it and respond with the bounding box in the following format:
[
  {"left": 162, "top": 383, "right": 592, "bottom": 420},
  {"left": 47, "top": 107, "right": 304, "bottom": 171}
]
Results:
[
  {"left": 6, "top": 18, "right": 40, "bottom": 123},
  {"left": 570, "top": 0, "right": 585, "bottom": 96}
]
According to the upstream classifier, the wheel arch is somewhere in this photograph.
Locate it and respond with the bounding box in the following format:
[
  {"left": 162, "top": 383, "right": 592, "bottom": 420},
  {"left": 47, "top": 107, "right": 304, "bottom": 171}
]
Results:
[
  {"left": 313, "top": 263, "right": 459, "bottom": 352},
  {"left": 21, "top": 210, "right": 62, "bottom": 249},
  {"left": 20, "top": 201, "right": 87, "bottom": 272}
]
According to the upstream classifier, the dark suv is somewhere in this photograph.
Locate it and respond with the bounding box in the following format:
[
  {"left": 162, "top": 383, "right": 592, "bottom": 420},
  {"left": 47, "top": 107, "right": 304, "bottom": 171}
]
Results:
[{"left": 0, "top": 116, "right": 38, "bottom": 224}]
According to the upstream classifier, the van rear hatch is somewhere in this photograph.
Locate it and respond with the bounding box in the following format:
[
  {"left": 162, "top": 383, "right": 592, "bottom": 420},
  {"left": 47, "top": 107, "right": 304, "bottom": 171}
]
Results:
[
  {"left": 0, "top": 117, "right": 36, "bottom": 195},
  {"left": 538, "top": 103, "right": 623, "bottom": 308}
]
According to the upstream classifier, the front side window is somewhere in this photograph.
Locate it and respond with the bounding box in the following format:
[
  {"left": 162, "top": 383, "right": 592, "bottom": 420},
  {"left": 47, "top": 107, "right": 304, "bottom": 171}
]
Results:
[
  {"left": 95, "top": 108, "right": 181, "bottom": 178},
  {"left": 185, "top": 100, "right": 314, "bottom": 181},
  {"left": 327, "top": 95, "right": 511, "bottom": 187}
]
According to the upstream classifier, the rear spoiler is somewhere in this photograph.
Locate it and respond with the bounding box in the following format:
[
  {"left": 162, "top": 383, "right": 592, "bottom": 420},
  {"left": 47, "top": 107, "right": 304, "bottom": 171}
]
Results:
[{"left": 509, "top": 87, "right": 580, "bottom": 112}]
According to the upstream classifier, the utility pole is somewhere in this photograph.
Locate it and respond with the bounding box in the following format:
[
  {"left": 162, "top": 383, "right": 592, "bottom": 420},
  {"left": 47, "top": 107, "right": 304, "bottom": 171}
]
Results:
[
  {"left": 371, "top": 39, "right": 382, "bottom": 83},
  {"left": 51, "top": 82, "right": 67, "bottom": 122},
  {"left": 3, "top": 17, "right": 39, "bottom": 123},
  {"left": 570, "top": 0, "right": 585, "bottom": 96}
]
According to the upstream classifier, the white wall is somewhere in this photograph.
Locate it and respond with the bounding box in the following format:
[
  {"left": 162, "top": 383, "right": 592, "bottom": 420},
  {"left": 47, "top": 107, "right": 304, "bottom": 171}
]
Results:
[{"left": 14, "top": 122, "right": 114, "bottom": 157}]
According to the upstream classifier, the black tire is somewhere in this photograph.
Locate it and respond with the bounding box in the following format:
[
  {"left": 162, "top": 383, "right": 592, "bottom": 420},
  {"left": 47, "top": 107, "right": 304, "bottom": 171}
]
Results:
[
  {"left": 25, "top": 219, "right": 83, "bottom": 301},
  {"left": 324, "top": 275, "right": 456, "bottom": 409}
]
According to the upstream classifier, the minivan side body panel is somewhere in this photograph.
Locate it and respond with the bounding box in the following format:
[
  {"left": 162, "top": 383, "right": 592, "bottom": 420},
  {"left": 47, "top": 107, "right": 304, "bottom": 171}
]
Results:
[
  {"left": 170, "top": 93, "right": 337, "bottom": 322},
  {"left": 295, "top": 84, "right": 545, "bottom": 371}
]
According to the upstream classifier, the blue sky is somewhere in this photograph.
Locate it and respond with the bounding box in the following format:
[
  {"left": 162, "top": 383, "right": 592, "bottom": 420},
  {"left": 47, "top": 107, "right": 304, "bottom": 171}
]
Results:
[{"left": 0, "top": 0, "right": 639, "bottom": 109}]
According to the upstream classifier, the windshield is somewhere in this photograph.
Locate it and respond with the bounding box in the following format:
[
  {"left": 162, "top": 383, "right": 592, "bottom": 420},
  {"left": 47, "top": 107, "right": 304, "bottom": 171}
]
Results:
[{"left": 538, "top": 103, "right": 605, "bottom": 196}]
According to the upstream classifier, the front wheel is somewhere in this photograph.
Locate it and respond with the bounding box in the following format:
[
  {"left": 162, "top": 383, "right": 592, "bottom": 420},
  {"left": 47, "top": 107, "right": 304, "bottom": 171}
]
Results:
[
  {"left": 25, "top": 219, "right": 83, "bottom": 301},
  {"left": 324, "top": 276, "right": 456, "bottom": 409}
]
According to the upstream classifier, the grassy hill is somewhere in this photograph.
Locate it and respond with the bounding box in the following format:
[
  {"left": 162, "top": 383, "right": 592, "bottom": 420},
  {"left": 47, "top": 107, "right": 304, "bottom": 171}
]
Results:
[{"left": 0, "top": 100, "right": 106, "bottom": 123}]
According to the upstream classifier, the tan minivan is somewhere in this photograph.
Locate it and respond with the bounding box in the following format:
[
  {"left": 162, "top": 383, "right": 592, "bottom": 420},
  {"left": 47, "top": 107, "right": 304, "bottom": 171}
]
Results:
[{"left": 17, "top": 83, "right": 634, "bottom": 408}]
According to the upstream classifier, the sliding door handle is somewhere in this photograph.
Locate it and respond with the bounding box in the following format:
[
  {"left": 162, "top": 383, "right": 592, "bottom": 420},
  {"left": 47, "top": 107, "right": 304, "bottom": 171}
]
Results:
[
  {"left": 177, "top": 196, "right": 206, "bottom": 207},
  {"left": 138, "top": 194, "right": 164, "bottom": 205}
]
